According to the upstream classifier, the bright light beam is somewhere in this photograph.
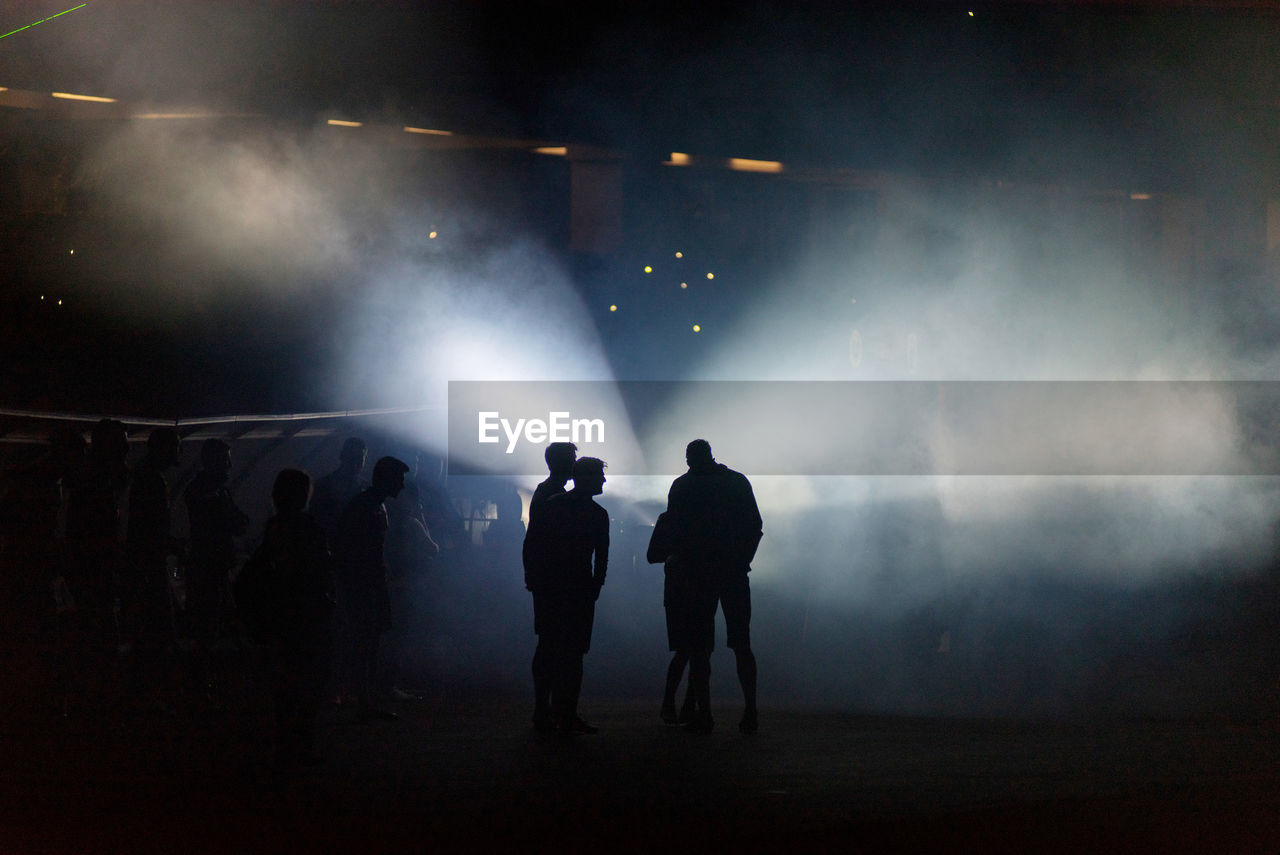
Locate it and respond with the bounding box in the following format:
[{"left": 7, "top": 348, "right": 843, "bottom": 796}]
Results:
[{"left": 0, "top": 4, "right": 87, "bottom": 41}]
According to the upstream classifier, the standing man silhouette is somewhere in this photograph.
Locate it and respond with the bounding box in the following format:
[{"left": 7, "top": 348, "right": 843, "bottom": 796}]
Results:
[
  {"left": 333, "top": 455, "right": 409, "bottom": 723},
  {"left": 311, "top": 437, "right": 368, "bottom": 707},
  {"left": 666, "top": 439, "right": 762, "bottom": 733},
  {"left": 524, "top": 441, "right": 576, "bottom": 732},
  {"left": 184, "top": 438, "right": 249, "bottom": 694},
  {"left": 124, "top": 428, "right": 182, "bottom": 702},
  {"left": 523, "top": 455, "right": 608, "bottom": 735}
]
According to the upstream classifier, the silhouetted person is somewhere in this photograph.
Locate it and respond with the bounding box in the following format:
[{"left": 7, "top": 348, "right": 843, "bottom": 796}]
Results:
[
  {"left": 524, "top": 441, "right": 576, "bottom": 732},
  {"left": 666, "top": 439, "right": 763, "bottom": 733},
  {"left": 333, "top": 455, "right": 408, "bottom": 722},
  {"left": 416, "top": 453, "right": 464, "bottom": 551},
  {"left": 0, "top": 428, "right": 82, "bottom": 709},
  {"left": 63, "top": 419, "right": 130, "bottom": 702},
  {"left": 523, "top": 456, "right": 608, "bottom": 735},
  {"left": 384, "top": 480, "right": 438, "bottom": 700},
  {"left": 184, "top": 438, "right": 249, "bottom": 692},
  {"left": 256, "top": 468, "right": 335, "bottom": 767},
  {"left": 124, "top": 428, "right": 182, "bottom": 705},
  {"left": 311, "top": 437, "right": 368, "bottom": 707},
  {"left": 311, "top": 437, "right": 368, "bottom": 540},
  {"left": 647, "top": 510, "right": 706, "bottom": 725}
]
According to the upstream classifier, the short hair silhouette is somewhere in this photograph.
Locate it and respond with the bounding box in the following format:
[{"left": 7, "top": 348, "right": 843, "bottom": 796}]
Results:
[
  {"left": 91, "top": 418, "right": 128, "bottom": 459},
  {"left": 685, "top": 439, "right": 713, "bottom": 466},
  {"left": 545, "top": 442, "right": 577, "bottom": 476},
  {"left": 272, "top": 468, "right": 312, "bottom": 513},
  {"left": 572, "top": 456, "right": 606, "bottom": 481},
  {"left": 371, "top": 456, "right": 410, "bottom": 491}
]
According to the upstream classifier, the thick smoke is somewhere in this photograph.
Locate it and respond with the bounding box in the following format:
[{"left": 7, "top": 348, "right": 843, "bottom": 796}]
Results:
[
  {"left": 633, "top": 164, "right": 1280, "bottom": 718},
  {"left": 47, "top": 4, "right": 1280, "bottom": 719}
]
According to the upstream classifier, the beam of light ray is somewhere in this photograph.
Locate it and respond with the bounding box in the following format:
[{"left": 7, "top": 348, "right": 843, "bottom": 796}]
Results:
[{"left": 0, "top": 4, "right": 87, "bottom": 41}]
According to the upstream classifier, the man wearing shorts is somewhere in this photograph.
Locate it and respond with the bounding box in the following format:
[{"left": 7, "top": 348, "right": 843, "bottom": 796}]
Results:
[{"left": 666, "top": 439, "right": 763, "bottom": 733}]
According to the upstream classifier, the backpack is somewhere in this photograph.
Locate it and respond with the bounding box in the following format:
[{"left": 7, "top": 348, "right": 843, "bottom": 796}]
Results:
[{"left": 646, "top": 511, "right": 679, "bottom": 565}]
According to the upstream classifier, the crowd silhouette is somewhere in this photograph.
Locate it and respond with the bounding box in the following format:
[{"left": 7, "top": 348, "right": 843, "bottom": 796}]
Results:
[{"left": 0, "top": 424, "right": 764, "bottom": 770}]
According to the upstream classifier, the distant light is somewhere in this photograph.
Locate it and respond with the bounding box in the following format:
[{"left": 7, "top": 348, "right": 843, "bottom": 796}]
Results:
[
  {"left": 675, "top": 251, "right": 683, "bottom": 259},
  {"left": 643, "top": 265, "right": 653, "bottom": 274},
  {"left": 680, "top": 282, "right": 688, "bottom": 289},
  {"left": 968, "top": 10, "right": 975, "bottom": 16},
  {"left": 57, "top": 299, "right": 63, "bottom": 306},
  {"left": 609, "top": 305, "right": 618, "bottom": 312},
  {"left": 429, "top": 231, "right": 438, "bottom": 239},
  {"left": 327, "top": 119, "right": 362, "bottom": 128},
  {"left": 51, "top": 92, "right": 116, "bottom": 103},
  {"left": 665, "top": 152, "right": 691, "bottom": 167},
  {"left": 68, "top": 249, "right": 74, "bottom": 255},
  {"left": 1129, "top": 193, "right": 1152, "bottom": 200},
  {"left": 534, "top": 146, "right": 567, "bottom": 156},
  {"left": 706, "top": 272, "right": 714, "bottom": 280},
  {"left": 40, "top": 295, "right": 44, "bottom": 301},
  {"left": 692, "top": 324, "right": 701, "bottom": 333},
  {"left": 728, "top": 158, "right": 783, "bottom": 174},
  {"left": 404, "top": 126, "right": 453, "bottom": 136}
]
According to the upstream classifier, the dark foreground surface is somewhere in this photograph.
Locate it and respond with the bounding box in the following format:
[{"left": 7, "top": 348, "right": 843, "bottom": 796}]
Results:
[{"left": 2, "top": 683, "right": 1280, "bottom": 855}]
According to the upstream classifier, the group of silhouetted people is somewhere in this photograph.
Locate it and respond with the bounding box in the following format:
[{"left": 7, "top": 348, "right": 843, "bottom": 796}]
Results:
[
  {"left": 0, "top": 421, "right": 453, "bottom": 768},
  {"left": 2, "top": 421, "right": 764, "bottom": 771},
  {"left": 522, "top": 438, "right": 763, "bottom": 735},
  {"left": 241, "top": 444, "right": 438, "bottom": 766}
]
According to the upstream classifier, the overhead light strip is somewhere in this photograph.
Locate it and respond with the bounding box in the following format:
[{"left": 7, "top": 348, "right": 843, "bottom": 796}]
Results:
[{"left": 51, "top": 92, "right": 117, "bottom": 103}]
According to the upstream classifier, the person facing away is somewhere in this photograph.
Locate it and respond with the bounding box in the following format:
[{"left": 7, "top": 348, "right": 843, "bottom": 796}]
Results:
[
  {"left": 64, "top": 418, "right": 130, "bottom": 615},
  {"left": 309, "top": 436, "right": 367, "bottom": 706},
  {"left": 0, "top": 427, "right": 82, "bottom": 708},
  {"left": 311, "top": 437, "right": 368, "bottom": 542},
  {"left": 123, "top": 428, "right": 182, "bottom": 701},
  {"left": 257, "top": 468, "right": 335, "bottom": 768},
  {"left": 62, "top": 419, "right": 130, "bottom": 697},
  {"left": 665, "top": 439, "right": 763, "bottom": 734},
  {"left": 524, "top": 441, "right": 576, "bottom": 732},
  {"left": 522, "top": 456, "right": 609, "bottom": 735},
  {"left": 183, "top": 438, "right": 250, "bottom": 663},
  {"left": 332, "top": 455, "right": 408, "bottom": 723},
  {"left": 383, "top": 479, "right": 438, "bottom": 700},
  {"left": 647, "top": 508, "right": 709, "bottom": 727}
]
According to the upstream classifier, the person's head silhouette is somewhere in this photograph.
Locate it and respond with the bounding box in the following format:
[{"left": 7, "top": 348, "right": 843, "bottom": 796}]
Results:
[
  {"left": 571, "top": 457, "right": 606, "bottom": 497},
  {"left": 272, "top": 468, "right": 312, "bottom": 514},
  {"left": 545, "top": 441, "right": 578, "bottom": 480},
  {"left": 685, "top": 439, "right": 713, "bottom": 468},
  {"left": 371, "top": 456, "right": 410, "bottom": 499}
]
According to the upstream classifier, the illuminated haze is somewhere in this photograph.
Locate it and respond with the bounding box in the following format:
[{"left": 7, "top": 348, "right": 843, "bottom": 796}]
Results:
[{"left": 51, "top": 3, "right": 1280, "bottom": 718}]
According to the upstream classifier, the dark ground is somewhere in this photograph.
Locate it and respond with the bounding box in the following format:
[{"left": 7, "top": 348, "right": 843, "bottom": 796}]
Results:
[{"left": 2, "top": 677, "right": 1279, "bottom": 855}]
